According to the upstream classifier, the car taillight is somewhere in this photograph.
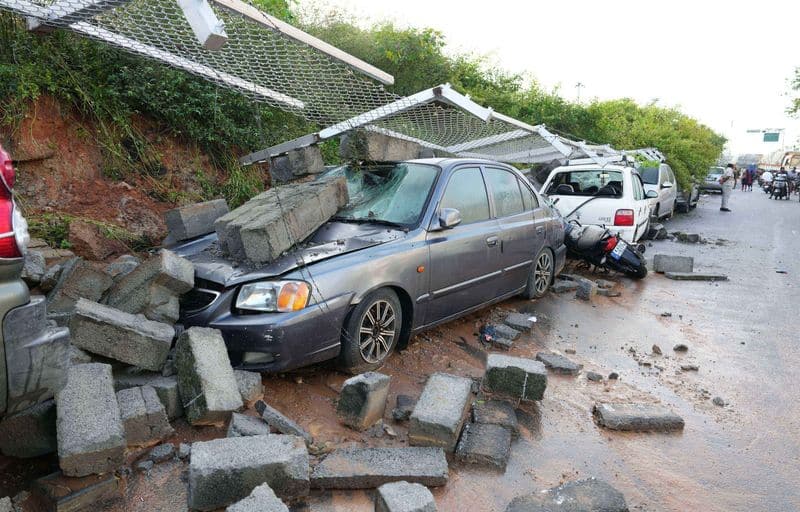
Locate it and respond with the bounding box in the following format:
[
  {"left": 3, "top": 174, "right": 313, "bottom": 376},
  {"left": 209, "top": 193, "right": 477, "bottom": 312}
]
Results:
[
  {"left": 614, "top": 209, "right": 634, "bottom": 226},
  {"left": 0, "top": 198, "right": 22, "bottom": 258},
  {"left": 0, "top": 146, "right": 14, "bottom": 194},
  {"left": 604, "top": 236, "right": 619, "bottom": 252}
]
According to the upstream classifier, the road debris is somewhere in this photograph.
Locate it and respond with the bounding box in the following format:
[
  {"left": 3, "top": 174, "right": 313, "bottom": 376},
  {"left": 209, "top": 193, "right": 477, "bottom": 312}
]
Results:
[
  {"left": 234, "top": 370, "right": 264, "bottom": 405},
  {"left": 409, "top": 373, "right": 472, "bottom": 451},
  {"left": 593, "top": 403, "right": 685, "bottom": 432},
  {"left": 505, "top": 478, "right": 628, "bottom": 512},
  {"left": 375, "top": 481, "right": 437, "bottom": 512},
  {"left": 483, "top": 354, "right": 547, "bottom": 401},
  {"left": 503, "top": 312, "right": 534, "bottom": 332},
  {"left": 311, "top": 447, "right": 448, "bottom": 489},
  {"left": 255, "top": 400, "right": 314, "bottom": 445},
  {"left": 455, "top": 422, "right": 512, "bottom": 470},
  {"left": 337, "top": 372, "right": 391, "bottom": 431},
  {"left": 227, "top": 412, "right": 271, "bottom": 438},
  {"left": 586, "top": 371, "right": 604, "bottom": 382},
  {"left": 712, "top": 396, "right": 726, "bottom": 407},
  {"left": 665, "top": 272, "right": 728, "bottom": 281},
  {"left": 227, "top": 482, "right": 290, "bottom": 512},
  {"left": 116, "top": 385, "right": 174, "bottom": 446},
  {"left": 472, "top": 400, "right": 519, "bottom": 436},
  {"left": 536, "top": 352, "right": 583, "bottom": 375},
  {"left": 673, "top": 343, "right": 689, "bottom": 352},
  {"left": 114, "top": 369, "right": 184, "bottom": 420},
  {"left": 35, "top": 471, "right": 120, "bottom": 512},
  {"left": 392, "top": 394, "right": 416, "bottom": 421},
  {"left": 653, "top": 254, "right": 694, "bottom": 273}
]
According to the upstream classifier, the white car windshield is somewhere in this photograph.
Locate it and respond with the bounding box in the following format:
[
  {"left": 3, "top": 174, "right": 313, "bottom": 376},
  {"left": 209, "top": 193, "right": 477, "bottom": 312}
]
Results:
[{"left": 546, "top": 170, "right": 624, "bottom": 198}]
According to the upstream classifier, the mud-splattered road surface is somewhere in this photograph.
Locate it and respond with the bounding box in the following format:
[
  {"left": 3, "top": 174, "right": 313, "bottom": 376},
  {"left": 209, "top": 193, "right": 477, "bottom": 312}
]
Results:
[{"left": 3, "top": 188, "right": 799, "bottom": 511}]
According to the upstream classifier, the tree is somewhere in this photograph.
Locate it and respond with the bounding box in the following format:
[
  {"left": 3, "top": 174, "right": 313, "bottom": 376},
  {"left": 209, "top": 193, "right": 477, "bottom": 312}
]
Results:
[{"left": 788, "top": 67, "right": 800, "bottom": 117}]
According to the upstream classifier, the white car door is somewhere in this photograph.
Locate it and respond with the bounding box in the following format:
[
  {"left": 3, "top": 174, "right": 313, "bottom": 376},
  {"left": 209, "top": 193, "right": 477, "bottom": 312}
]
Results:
[{"left": 630, "top": 172, "right": 650, "bottom": 240}]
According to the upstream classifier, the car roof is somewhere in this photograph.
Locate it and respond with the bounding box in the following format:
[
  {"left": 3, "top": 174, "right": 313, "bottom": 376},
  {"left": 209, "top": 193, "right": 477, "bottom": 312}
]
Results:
[
  {"left": 550, "top": 163, "right": 636, "bottom": 173},
  {"left": 407, "top": 157, "right": 516, "bottom": 169}
]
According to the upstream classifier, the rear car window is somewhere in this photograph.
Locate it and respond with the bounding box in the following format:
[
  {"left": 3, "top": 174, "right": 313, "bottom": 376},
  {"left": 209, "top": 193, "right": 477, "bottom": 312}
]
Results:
[
  {"left": 485, "top": 168, "right": 524, "bottom": 217},
  {"left": 545, "top": 170, "right": 624, "bottom": 197},
  {"left": 640, "top": 167, "right": 659, "bottom": 185},
  {"left": 440, "top": 167, "right": 490, "bottom": 224}
]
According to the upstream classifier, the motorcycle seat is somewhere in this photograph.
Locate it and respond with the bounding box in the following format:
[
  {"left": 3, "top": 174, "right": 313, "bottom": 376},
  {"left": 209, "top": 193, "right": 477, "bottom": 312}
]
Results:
[{"left": 574, "top": 225, "right": 606, "bottom": 250}]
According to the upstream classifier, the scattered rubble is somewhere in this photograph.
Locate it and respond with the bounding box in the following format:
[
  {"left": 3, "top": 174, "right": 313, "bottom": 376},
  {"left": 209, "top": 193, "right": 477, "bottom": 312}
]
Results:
[
  {"left": 503, "top": 312, "right": 534, "bottom": 331},
  {"left": 70, "top": 298, "right": 174, "bottom": 371},
  {"left": 337, "top": 371, "right": 391, "bottom": 431},
  {"left": 593, "top": 403, "right": 685, "bottom": 432},
  {"left": 673, "top": 343, "right": 689, "bottom": 352},
  {"left": 392, "top": 394, "right": 416, "bottom": 421},
  {"left": 409, "top": 373, "right": 472, "bottom": 451},
  {"left": 586, "top": 371, "right": 604, "bottom": 382},
  {"left": 551, "top": 280, "right": 579, "bottom": 293},
  {"left": 311, "top": 447, "right": 448, "bottom": 489},
  {"left": 608, "top": 372, "right": 619, "bottom": 380},
  {"left": 269, "top": 145, "right": 325, "bottom": 184},
  {"left": 535, "top": 352, "right": 583, "bottom": 375},
  {"left": 136, "top": 460, "right": 154, "bottom": 472},
  {"left": 255, "top": 400, "right": 313, "bottom": 445},
  {"left": 673, "top": 232, "right": 701, "bottom": 243},
  {"left": 215, "top": 177, "right": 348, "bottom": 263},
  {"left": 114, "top": 369, "right": 184, "bottom": 420},
  {"left": 148, "top": 443, "right": 176, "bottom": 463},
  {"left": 375, "top": 481, "right": 437, "bottom": 512},
  {"left": 116, "top": 385, "right": 174, "bottom": 446},
  {"left": 505, "top": 478, "right": 628, "bottom": 512},
  {"left": 47, "top": 257, "right": 113, "bottom": 317},
  {"left": 681, "top": 364, "right": 699, "bottom": 371},
  {"left": 494, "top": 324, "right": 521, "bottom": 341},
  {"left": 178, "top": 443, "right": 192, "bottom": 459},
  {"left": 234, "top": 370, "right": 264, "bottom": 405},
  {"left": 21, "top": 250, "right": 45, "bottom": 287},
  {"left": 483, "top": 354, "right": 547, "bottom": 401},
  {"left": 652, "top": 344, "right": 663, "bottom": 355},
  {"left": 598, "top": 288, "right": 621, "bottom": 297},
  {"left": 653, "top": 254, "right": 694, "bottom": 273},
  {"left": 228, "top": 412, "right": 271, "bottom": 438},
  {"left": 175, "top": 327, "right": 243, "bottom": 425},
  {"left": 472, "top": 400, "right": 519, "bottom": 436},
  {"left": 575, "top": 279, "right": 598, "bottom": 301},
  {"left": 226, "top": 483, "right": 290, "bottom": 512},
  {"left": 188, "top": 435, "right": 309, "bottom": 510},
  {"left": 664, "top": 271, "right": 728, "bottom": 281},
  {"left": 0, "top": 399, "right": 57, "bottom": 458},
  {"left": 35, "top": 471, "right": 120, "bottom": 512},
  {"left": 39, "top": 263, "right": 62, "bottom": 293},
  {"left": 56, "top": 363, "right": 126, "bottom": 477},
  {"left": 163, "top": 198, "right": 229, "bottom": 243},
  {"left": 105, "top": 254, "right": 140, "bottom": 280},
  {"left": 712, "top": 396, "right": 726, "bottom": 407},
  {"left": 340, "top": 130, "right": 423, "bottom": 162},
  {"left": 455, "top": 422, "right": 512, "bottom": 470}
]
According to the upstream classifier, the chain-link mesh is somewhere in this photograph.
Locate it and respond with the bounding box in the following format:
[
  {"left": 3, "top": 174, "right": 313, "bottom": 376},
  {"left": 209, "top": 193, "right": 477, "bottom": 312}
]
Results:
[{"left": 0, "top": 0, "right": 592, "bottom": 163}]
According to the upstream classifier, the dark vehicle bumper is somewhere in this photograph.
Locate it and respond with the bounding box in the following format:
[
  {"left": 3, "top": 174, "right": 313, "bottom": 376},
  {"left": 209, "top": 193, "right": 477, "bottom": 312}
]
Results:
[{"left": 180, "top": 289, "right": 352, "bottom": 372}]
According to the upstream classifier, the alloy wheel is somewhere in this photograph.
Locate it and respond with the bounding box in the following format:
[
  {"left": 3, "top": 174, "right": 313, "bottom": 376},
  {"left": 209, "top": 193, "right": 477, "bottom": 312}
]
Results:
[
  {"left": 358, "top": 300, "right": 397, "bottom": 363},
  {"left": 534, "top": 251, "right": 553, "bottom": 294}
]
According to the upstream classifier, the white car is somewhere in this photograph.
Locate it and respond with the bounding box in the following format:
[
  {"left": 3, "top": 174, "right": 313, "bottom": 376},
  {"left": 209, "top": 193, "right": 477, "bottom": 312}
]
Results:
[
  {"left": 640, "top": 163, "right": 678, "bottom": 219},
  {"left": 541, "top": 163, "right": 656, "bottom": 243}
]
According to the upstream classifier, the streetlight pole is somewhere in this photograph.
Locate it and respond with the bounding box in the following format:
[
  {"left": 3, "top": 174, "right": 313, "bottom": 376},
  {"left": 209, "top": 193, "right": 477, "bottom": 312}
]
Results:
[{"left": 575, "top": 82, "right": 584, "bottom": 103}]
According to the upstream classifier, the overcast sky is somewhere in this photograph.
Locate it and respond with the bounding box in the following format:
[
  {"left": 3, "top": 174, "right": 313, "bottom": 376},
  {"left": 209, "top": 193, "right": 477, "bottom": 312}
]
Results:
[{"left": 299, "top": 0, "right": 800, "bottom": 158}]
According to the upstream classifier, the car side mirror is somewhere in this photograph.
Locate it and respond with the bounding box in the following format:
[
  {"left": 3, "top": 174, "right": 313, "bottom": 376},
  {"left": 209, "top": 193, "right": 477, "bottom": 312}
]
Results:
[
  {"left": 646, "top": 190, "right": 659, "bottom": 199},
  {"left": 438, "top": 208, "right": 462, "bottom": 229},
  {"left": 661, "top": 182, "right": 673, "bottom": 189}
]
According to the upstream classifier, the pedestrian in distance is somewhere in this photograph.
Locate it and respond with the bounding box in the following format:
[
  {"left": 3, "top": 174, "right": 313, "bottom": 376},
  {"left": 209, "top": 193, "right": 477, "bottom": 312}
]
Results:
[{"left": 719, "top": 163, "right": 735, "bottom": 212}]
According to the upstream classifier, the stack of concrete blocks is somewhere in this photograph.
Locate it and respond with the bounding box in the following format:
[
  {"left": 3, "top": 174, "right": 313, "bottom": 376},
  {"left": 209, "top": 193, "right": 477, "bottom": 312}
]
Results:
[
  {"left": 175, "top": 327, "right": 243, "bottom": 425},
  {"left": 336, "top": 372, "right": 391, "bottom": 431},
  {"left": 269, "top": 145, "right": 325, "bottom": 184},
  {"left": 163, "top": 199, "right": 229, "bottom": 245},
  {"left": 116, "top": 385, "right": 174, "bottom": 446},
  {"left": 188, "top": 435, "right": 309, "bottom": 510},
  {"left": 69, "top": 299, "right": 174, "bottom": 372},
  {"left": 103, "top": 249, "right": 194, "bottom": 324},
  {"left": 214, "top": 177, "right": 348, "bottom": 263},
  {"left": 409, "top": 373, "right": 473, "bottom": 452},
  {"left": 1, "top": 295, "right": 70, "bottom": 415},
  {"left": 114, "top": 368, "right": 184, "bottom": 420},
  {"left": 46, "top": 257, "right": 113, "bottom": 324},
  {"left": 340, "top": 131, "right": 424, "bottom": 162},
  {"left": 56, "top": 364, "right": 126, "bottom": 476}
]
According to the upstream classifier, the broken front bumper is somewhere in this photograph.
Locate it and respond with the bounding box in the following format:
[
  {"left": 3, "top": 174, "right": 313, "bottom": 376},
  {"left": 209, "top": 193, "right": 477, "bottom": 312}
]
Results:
[{"left": 180, "top": 287, "right": 352, "bottom": 372}]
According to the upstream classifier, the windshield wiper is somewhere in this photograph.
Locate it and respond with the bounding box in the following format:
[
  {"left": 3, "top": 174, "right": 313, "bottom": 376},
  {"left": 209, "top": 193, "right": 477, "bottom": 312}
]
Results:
[{"left": 331, "top": 216, "right": 408, "bottom": 229}]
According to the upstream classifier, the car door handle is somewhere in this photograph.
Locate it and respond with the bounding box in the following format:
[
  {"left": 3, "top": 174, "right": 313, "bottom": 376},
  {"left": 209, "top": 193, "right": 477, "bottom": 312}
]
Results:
[
  {"left": 486, "top": 236, "right": 499, "bottom": 247},
  {"left": 536, "top": 226, "right": 545, "bottom": 235}
]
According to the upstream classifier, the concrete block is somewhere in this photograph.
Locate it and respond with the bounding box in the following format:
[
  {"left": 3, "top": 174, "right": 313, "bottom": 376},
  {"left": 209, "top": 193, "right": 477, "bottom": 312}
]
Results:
[
  {"left": 148, "top": 443, "right": 175, "bottom": 463},
  {"left": 455, "top": 422, "right": 511, "bottom": 470},
  {"left": 113, "top": 369, "right": 183, "bottom": 420},
  {"left": 593, "top": 403, "right": 685, "bottom": 432},
  {"left": 576, "top": 279, "right": 598, "bottom": 300},
  {"left": 269, "top": 145, "right": 324, "bottom": 183},
  {"left": 409, "top": 373, "right": 472, "bottom": 452},
  {"left": 142, "top": 284, "right": 180, "bottom": 324},
  {"left": 56, "top": 364, "right": 125, "bottom": 477},
  {"left": 483, "top": 354, "right": 547, "bottom": 401},
  {"left": 392, "top": 394, "right": 416, "bottom": 421},
  {"left": 336, "top": 372, "right": 391, "bottom": 431},
  {"left": 255, "top": 400, "right": 313, "bottom": 445},
  {"left": 2, "top": 295, "right": 70, "bottom": 414},
  {"left": 535, "top": 352, "right": 583, "bottom": 375},
  {"left": 311, "top": 447, "right": 448, "bottom": 489},
  {"left": 376, "top": 481, "right": 437, "bottom": 512},
  {"left": 69, "top": 299, "right": 173, "bottom": 372},
  {"left": 503, "top": 313, "right": 534, "bottom": 332},
  {"left": 664, "top": 272, "right": 728, "bottom": 281},
  {"left": 228, "top": 413, "right": 271, "bottom": 438},
  {"left": 0, "top": 399, "right": 57, "bottom": 458},
  {"left": 105, "top": 254, "right": 140, "bottom": 280},
  {"left": 226, "top": 483, "right": 289, "bottom": 512},
  {"left": 234, "top": 370, "right": 263, "bottom": 404},
  {"left": 104, "top": 249, "right": 194, "bottom": 318},
  {"left": 505, "top": 478, "right": 628, "bottom": 512},
  {"left": 175, "top": 327, "right": 243, "bottom": 425},
  {"left": 21, "top": 250, "right": 46, "bottom": 287},
  {"left": 116, "top": 386, "right": 174, "bottom": 446},
  {"left": 472, "top": 400, "right": 519, "bottom": 436},
  {"left": 39, "top": 263, "right": 63, "bottom": 293},
  {"left": 551, "top": 280, "right": 579, "bottom": 293},
  {"left": 340, "top": 131, "right": 423, "bottom": 162},
  {"left": 494, "top": 324, "right": 520, "bottom": 341},
  {"left": 35, "top": 471, "right": 120, "bottom": 512},
  {"left": 46, "top": 258, "right": 113, "bottom": 315},
  {"left": 653, "top": 254, "right": 694, "bottom": 273},
  {"left": 188, "top": 435, "right": 309, "bottom": 510},
  {"left": 164, "top": 199, "right": 229, "bottom": 241}
]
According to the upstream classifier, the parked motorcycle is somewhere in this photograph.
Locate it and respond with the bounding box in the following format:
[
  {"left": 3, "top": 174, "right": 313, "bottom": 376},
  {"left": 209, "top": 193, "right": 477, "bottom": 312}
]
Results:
[{"left": 563, "top": 221, "right": 648, "bottom": 279}]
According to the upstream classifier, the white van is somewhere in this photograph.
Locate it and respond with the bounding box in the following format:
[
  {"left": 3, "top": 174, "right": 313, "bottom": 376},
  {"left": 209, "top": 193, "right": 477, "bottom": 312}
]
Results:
[
  {"left": 640, "top": 163, "right": 678, "bottom": 219},
  {"left": 541, "top": 163, "right": 656, "bottom": 243}
]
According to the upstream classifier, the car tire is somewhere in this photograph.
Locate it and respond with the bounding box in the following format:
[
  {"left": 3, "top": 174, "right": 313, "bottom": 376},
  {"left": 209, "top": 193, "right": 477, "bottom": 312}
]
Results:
[
  {"left": 523, "top": 248, "right": 554, "bottom": 299},
  {"left": 338, "top": 288, "right": 402, "bottom": 374}
]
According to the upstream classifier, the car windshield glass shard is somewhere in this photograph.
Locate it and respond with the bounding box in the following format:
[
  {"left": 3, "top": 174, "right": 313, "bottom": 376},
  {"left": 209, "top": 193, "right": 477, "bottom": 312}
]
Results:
[
  {"left": 640, "top": 167, "right": 659, "bottom": 185},
  {"left": 546, "top": 170, "right": 624, "bottom": 197},
  {"left": 328, "top": 163, "right": 439, "bottom": 226}
]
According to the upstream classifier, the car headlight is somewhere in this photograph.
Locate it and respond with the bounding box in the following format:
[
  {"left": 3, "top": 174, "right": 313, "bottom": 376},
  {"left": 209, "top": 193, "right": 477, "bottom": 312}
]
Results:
[{"left": 236, "top": 280, "right": 311, "bottom": 312}]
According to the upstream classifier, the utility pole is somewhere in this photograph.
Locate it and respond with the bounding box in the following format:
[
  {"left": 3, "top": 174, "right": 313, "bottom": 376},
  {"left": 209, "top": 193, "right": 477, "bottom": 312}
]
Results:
[{"left": 575, "top": 82, "right": 584, "bottom": 103}]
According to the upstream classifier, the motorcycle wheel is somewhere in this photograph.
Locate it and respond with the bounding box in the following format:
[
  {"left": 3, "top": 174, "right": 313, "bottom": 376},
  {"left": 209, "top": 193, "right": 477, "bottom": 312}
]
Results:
[{"left": 607, "top": 248, "right": 648, "bottom": 279}]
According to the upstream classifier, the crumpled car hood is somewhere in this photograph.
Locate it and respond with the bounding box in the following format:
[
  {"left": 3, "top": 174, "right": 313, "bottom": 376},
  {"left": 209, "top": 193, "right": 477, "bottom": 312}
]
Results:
[{"left": 170, "top": 221, "right": 404, "bottom": 288}]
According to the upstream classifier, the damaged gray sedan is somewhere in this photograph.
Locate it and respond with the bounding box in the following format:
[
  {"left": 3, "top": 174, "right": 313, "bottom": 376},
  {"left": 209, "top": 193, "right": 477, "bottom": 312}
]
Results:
[{"left": 172, "top": 158, "right": 566, "bottom": 373}]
